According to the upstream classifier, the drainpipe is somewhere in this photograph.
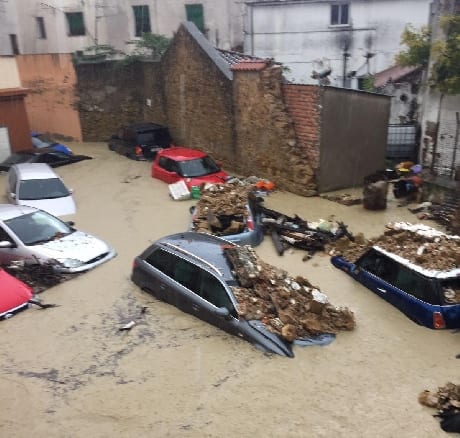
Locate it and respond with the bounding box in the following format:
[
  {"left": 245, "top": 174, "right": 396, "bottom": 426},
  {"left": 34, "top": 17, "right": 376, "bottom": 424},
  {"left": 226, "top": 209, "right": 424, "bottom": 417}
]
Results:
[
  {"left": 451, "top": 112, "right": 459, "bottom": 178},
  {"left": 431, "top": 92, "right": 444, "bottom": 173},
  {"left": 342, "top": 50, "right": 350, "bottom": 87}
]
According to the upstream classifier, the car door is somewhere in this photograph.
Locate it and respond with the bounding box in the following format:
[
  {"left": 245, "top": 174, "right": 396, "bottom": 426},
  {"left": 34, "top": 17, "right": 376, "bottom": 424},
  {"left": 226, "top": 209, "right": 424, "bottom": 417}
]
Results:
[{"left": 153, "top": 157, "right": 180, "bottom": 183}]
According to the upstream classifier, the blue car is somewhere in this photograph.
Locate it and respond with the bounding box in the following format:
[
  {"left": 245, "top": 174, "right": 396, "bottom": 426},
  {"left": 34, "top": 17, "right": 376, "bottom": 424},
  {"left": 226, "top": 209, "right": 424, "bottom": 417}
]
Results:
[
  {"left": 331, "top": 246, "right": 460, "bottom": 329},
  {"left": 31, "top": 132, "right": 73, "bottom": 156}
]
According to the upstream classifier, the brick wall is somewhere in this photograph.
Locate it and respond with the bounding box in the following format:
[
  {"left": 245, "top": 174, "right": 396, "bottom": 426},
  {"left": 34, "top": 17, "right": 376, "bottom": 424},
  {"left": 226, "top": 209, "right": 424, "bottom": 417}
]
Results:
[
  {"left": 283, "top": 84, "right": 322, "bottom": 170},
  {"left": 233, "top": 66, "right": 317, "bottom": 195}
]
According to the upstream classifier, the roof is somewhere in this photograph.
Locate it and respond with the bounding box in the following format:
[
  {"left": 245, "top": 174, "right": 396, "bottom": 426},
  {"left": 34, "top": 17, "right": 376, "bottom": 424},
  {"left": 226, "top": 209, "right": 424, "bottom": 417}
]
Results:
[
  {"left": 180, "top": 22, "right": 269, "bottom": 79},
  {"left": 373, "top": 65, "right": 421, "bottom": 88},
  {"left": 0, "top": 204, "right": 37, "bottom": 221},
  {"left": 159, "top": 147, "right": 208, "bottom": 161},
  {"left": 12, "top": 163, "right": 57, "bottom": 180}
]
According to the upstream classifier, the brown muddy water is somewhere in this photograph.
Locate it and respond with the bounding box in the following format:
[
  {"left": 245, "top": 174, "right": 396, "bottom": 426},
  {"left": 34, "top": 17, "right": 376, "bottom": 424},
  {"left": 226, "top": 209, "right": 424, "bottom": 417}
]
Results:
[{"left": 0, "top": 143, "right": 457, "bottom": 438}]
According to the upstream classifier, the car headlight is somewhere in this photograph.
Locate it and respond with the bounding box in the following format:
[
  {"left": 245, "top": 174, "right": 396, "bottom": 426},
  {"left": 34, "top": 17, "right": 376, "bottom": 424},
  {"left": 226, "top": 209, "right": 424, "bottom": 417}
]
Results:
[{"left": 55, "top": 258, "right": 84, "bottom": 268}]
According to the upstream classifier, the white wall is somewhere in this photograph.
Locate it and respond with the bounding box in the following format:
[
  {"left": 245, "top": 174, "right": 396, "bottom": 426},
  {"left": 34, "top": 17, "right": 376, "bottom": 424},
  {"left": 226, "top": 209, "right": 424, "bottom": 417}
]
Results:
[
  {"left": 3, "top": 0, "right": 244, "bottom": 55},
  {"left": 245, "top": 0, "right": 432, "bottom": 86},
  {"left": 0, "top": 0, "right": 20, "bottom": 55}
]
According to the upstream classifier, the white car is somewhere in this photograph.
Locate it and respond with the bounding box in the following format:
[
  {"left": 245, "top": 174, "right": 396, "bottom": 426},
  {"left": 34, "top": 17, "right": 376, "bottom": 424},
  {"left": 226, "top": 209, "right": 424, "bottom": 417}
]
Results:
[
  {"left": 7, "top": 163, "right": 76, "bottom": 217},
  {"left": 0, "top": 204, "right": 116, "bottom": 273}
]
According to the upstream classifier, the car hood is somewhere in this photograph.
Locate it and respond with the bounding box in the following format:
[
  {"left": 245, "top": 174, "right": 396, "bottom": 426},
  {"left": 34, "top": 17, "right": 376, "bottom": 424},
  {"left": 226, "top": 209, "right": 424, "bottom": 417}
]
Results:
[
  {"left": 18, "top": 196, "right": 76, "bottom": 217},
  {"left": 184, "top": 172, "right": 229, "bottom": 189},
  {"left": 31, "top": 231, "right": 111, "bottom": 262}
]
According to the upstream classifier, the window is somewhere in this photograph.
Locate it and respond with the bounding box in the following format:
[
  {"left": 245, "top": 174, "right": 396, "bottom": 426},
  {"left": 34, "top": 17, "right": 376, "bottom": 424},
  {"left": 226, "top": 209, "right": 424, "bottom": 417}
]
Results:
[
  {"left": 133, "top": 5, "right": 151, "bottom": 37},
  {"left": 331, "top": 3, "right": 349, "bottom": 26},
  {"left": 65, "top": 12, "right": 85, "bottom": 36},
  {"left": 36, "top": 17, "right": 47, "bottom": 39},
  {"left": 185, "top": 4, "right": 205, "bottom": 33},
  {"left": 9, "top": 34, "right": 19, "bottom": 55},
  {"left": 198, "top": 270, "right": 234, "bottom": 311},
  {"left": 145, "top": 248, "right": 175, "bottom": 277}
]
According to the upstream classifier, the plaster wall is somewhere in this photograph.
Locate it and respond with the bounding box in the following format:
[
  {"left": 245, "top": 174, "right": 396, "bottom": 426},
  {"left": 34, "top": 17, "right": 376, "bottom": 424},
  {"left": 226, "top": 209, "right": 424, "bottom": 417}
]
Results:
[
  {"left": 245, "top": 0, "right": 432, "bottom": 85},
  {"left": 0, "top": 57, "right": 21, "bottom": 88},
  {"left": 16, "top": 54, "right": 82, "bottom": 140}
]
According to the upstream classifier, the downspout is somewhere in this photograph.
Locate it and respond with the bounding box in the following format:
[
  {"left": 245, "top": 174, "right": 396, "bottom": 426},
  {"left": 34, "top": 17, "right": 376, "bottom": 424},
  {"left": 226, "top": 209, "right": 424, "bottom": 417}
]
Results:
[{"left": 431, "top": 92, "right": 444, "bottom": 173}]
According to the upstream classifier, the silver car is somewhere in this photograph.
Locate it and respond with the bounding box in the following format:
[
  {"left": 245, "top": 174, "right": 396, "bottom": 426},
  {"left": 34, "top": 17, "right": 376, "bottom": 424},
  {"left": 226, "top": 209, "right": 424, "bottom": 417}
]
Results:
[
  {"left": 7, "top": 163, "right": 76, "bottom": 217},
  {"left": 0, "top": 204, "right": 116, "bottom": 273}
]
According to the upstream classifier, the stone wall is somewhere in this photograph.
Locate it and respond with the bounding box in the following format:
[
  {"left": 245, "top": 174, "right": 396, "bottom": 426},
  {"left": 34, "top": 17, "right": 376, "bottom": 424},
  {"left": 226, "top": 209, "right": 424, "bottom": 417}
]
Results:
[
  {"left": 76, "top": 61, "right": 165, "bottom": 142},
  {"left": 233, "top": 66, "right": 317, "bottom": 195},
  {"left": 161, "top": 25, "right": 235, "bottom": 164}
]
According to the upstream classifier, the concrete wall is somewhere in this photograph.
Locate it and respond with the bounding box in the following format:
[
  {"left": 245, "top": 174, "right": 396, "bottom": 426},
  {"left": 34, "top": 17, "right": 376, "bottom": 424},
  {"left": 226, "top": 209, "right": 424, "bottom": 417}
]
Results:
[
  {"left": 16, "top": 54, "right": 82, "bottom": 141},
  {"left": 244, "top": 0, "right": 432, "bottom": 86},
  {"left": 319, "top": 87, "right": 390, "bottom": 191},
  {"left": 0, "top": 89, "right": 31, "bottom": 151}
]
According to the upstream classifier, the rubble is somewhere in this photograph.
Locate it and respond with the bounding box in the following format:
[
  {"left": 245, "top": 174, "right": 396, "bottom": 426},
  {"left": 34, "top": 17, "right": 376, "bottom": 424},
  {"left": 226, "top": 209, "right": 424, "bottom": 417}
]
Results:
[
  {"left": 224, "top": 245, "right": 356, "bottom": 340},
  {"left": 3, "top": 261, "right": 73, "bottom": 294},
  {"left": 321, "top": 193, "right": 362, "bottom": 206},
  {"left": 418, "top": 382, "right": 460, "bottom": 433},
  {"left": 191, "top": 179, "right": 257, "bottom": 236},
  {"left": 327, "top": 222, "right": 460, "bottom": 272}
]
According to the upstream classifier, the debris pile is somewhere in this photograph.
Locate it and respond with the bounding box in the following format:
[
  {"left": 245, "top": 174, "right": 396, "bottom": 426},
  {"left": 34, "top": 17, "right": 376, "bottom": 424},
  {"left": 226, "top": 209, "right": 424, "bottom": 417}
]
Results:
[
  {"left": 191, "top": 179, "right": 258, "bottom": 237},
  {"left": 224, "top": 245, "right": 356, "bottom": 341},
  {"left": 409, "top": 200, "right": 460, "bottom": 235},
  {"left": 418, "top": 382, "right": 460, "bottom": 433},
  {"left": 4, "top": 261, "right": 72, "bottom": 293},
  {"left": 320, "top": 193, "right": 362, "bottom": 206},
  {"left": 261, "top": 206, "right": 354, "bottom": 257},
  {"left": 328, "top": 222, "right": 460, "bottom": 272}
]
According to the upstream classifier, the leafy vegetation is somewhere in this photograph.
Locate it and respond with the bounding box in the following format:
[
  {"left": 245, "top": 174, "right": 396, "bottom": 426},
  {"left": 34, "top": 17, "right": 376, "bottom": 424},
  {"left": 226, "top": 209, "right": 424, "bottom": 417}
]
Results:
[
  {"left": 396, "top": 17, "right": 460, "bottom": 94},
  {"left": 125, "top": 32, "right": 172, "bottom": 62}
]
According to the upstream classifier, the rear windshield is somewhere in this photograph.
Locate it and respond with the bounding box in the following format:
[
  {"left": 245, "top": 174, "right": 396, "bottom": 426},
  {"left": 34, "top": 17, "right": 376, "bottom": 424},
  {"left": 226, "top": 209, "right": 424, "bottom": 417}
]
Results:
[
  {"left": 18, "top": 178, "right": 70, "bottom": 200},
  {"left": 440, "top": 278, "right": 460, "bottom": 304},
  {"left": 137, "top": 129, "right": 171, "bottom": 147}
]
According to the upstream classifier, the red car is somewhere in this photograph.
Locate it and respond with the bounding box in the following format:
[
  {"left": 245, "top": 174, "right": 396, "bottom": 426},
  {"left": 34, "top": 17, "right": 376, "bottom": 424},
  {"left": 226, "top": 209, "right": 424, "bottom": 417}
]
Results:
[
  {"left": 151, "top": 147, "right": 229, "bottom": 189},
  {"left": 0, "top": 269, "right": 33, "bottom": 320}
]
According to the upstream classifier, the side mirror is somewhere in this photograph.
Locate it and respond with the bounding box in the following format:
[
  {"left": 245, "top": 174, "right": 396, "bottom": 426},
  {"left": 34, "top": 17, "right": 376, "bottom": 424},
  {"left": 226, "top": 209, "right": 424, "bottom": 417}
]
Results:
[
  {"left": 66, "top": 221, "right": 75, "bottom": 227},
  {"left": 0, "top": 240, "right": 13, "bottom": 248},
  {"left": 9, "top": 193, "right": 16, "bottom": 199},
  {"left": 69, "top": 188, "right": 74, "bottom": 194},
  {"left": 214, "top": 307, "right": 230, "bottom": 319}
]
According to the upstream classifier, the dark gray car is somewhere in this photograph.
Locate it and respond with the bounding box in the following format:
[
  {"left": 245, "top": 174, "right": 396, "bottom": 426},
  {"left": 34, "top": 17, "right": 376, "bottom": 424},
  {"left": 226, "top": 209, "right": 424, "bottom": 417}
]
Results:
[{"left": 131, "top": 232, "right": 294, "bottom": 357}]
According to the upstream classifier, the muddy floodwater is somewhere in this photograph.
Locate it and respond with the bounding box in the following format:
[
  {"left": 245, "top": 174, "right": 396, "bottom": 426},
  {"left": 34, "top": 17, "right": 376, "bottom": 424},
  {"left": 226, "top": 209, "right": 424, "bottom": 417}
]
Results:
[{"left": 0, "top": 143, "right": 457, "bottom": 438}]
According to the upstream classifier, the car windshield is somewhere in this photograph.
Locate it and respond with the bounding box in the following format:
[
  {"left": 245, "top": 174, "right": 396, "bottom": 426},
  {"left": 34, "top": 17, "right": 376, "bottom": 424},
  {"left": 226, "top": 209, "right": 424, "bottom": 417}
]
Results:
[
  {"left": 18, "top": 178, "right": 70, "bottom": 200},
  {"left": 32, "top": 136, "right": 50, "bottom": 148},
  {"left": 177, "top": 156, "right": 220, "bottom": 177},
  {"left": 440, "top": 278, "right": 460, "bottom": 304},
  {"left": 5, "top": 211, "right": 73, "bottom": 245}
]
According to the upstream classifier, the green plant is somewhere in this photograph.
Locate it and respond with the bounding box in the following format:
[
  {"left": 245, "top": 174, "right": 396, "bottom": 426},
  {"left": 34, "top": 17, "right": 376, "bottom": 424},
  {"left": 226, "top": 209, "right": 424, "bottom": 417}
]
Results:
[
  {"left": 126, "top": 32, "right": 171, "bottom": 61},
  {"left": 395, "top": 25, "right": 431, "bottom": 67}
]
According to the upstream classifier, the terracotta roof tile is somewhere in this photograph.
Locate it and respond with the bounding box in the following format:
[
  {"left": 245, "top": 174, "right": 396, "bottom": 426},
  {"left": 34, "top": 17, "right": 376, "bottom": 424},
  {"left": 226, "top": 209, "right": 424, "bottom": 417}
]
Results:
[{"left": 373, "top": 65, "right": 421, "bottom": 88}]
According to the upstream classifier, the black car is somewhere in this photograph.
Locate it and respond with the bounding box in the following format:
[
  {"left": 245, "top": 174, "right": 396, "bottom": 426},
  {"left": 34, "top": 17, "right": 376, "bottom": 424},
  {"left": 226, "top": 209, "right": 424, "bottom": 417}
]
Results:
[
  {"left": 132, "top": 232, "right": 299, "bottom": 357},
  {"left": 0, "top": 150, "right": 92, "bottom": 172},
  {"left": 108, "top": 122, "right": 172, "bottom": 160}
]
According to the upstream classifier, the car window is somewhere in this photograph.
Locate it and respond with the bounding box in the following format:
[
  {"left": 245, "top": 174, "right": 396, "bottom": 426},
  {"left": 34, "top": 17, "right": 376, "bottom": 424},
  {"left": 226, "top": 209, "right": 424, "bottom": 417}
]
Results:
[
  {"left": 393, "top": 265, "right": 440, "bottom": 305},
  {"left": 8, "top": 169, "right": 17, "bottom": 192},
  {"left": 18, "top": 178, "right": 70, "bottom": 200},
  {"left": 0, "top": 226, "right": 14, "bottom": 244},
  {"left": 357, "top": 249, "right": 398, "bottom": 284},
  {"left": 198, "top": 269, "right": 235, "bottom": 312},
  {"left": 177, "top": 156, "right": 220, "bottom": 177},
  {"left": 173, "top": 258, "right": 198, "bottom": 291},
  {"left": 440, "top": 278, "right": 460, "bottom": 304},
  {"left": 145, "top": 248, "right": 175, "bottom": 277},
  {"left": 158, "top": 157, "right": 177, "bottom": 173}
]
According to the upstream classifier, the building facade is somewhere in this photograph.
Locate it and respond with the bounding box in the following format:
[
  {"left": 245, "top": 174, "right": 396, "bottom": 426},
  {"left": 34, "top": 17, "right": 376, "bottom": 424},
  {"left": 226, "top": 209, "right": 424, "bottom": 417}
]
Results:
[
  {"left": 0, "top": 0, "right": 245, "bottom": 56},
  {"left": 244, "top": 0, "right": 433, "bottom": 87}
]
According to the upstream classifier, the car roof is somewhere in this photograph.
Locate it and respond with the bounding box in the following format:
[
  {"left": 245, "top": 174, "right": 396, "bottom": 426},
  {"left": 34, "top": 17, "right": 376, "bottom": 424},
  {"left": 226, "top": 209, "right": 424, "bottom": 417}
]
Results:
[
  {"left": 11, "top": 163, "right": 58, "bottom": 180},
  {"left": 0, "top": 204, "right": 38, "bottom": 221},
  {"left": 152, "top": 232, "right": 236, "bottom": 283},
  {"left": 159, "top": 147, "right": 207, "bottom": 161},
  {"left": 373, "top": 245, "right": 460, "bottom": 279},
  {"left": 126, "top": 122, "right": 168, "bottom": 132}
]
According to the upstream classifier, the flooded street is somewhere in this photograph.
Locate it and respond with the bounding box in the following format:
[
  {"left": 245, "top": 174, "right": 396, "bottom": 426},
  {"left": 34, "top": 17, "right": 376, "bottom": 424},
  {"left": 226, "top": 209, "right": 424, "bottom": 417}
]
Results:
[{"left": 0, "top": 143, "right": 457, "bottom": 438}]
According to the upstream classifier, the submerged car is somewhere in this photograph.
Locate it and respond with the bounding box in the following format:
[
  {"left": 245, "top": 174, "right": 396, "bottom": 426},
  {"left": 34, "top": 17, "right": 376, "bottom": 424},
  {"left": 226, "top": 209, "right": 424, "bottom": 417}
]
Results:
[
  {"left": 31, "top": 132, "right": 72, "bottom": 155},
  {"left": 0, "top": 150, "right": 92, "bottom": 172},
  {"left": 331, "top": 235, "right": 460, "bottom": 329},
  {"left": 131, "top": 232, "right": 296, "bottom": 357},
  {"left": 0, "top": 204, "right": 116, "bottom": 273},
  {"left": 7, "top": 163, "right": 76, "bottom": 217},
  {"left": 152, "top": 147, "right": 229, "bottom": 189},
  {"left": 108, "top": 122, "right": 172, "bottom": 160},
  {"left": 0, "top": 268, "right": 33, "bottom": 320}
]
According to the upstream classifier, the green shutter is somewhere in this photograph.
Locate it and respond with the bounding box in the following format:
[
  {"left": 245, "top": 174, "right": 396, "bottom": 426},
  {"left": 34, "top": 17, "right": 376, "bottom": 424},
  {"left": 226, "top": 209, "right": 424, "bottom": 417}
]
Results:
[{"left": 185, "top": 4, "right": 204, "bottom": 33}]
